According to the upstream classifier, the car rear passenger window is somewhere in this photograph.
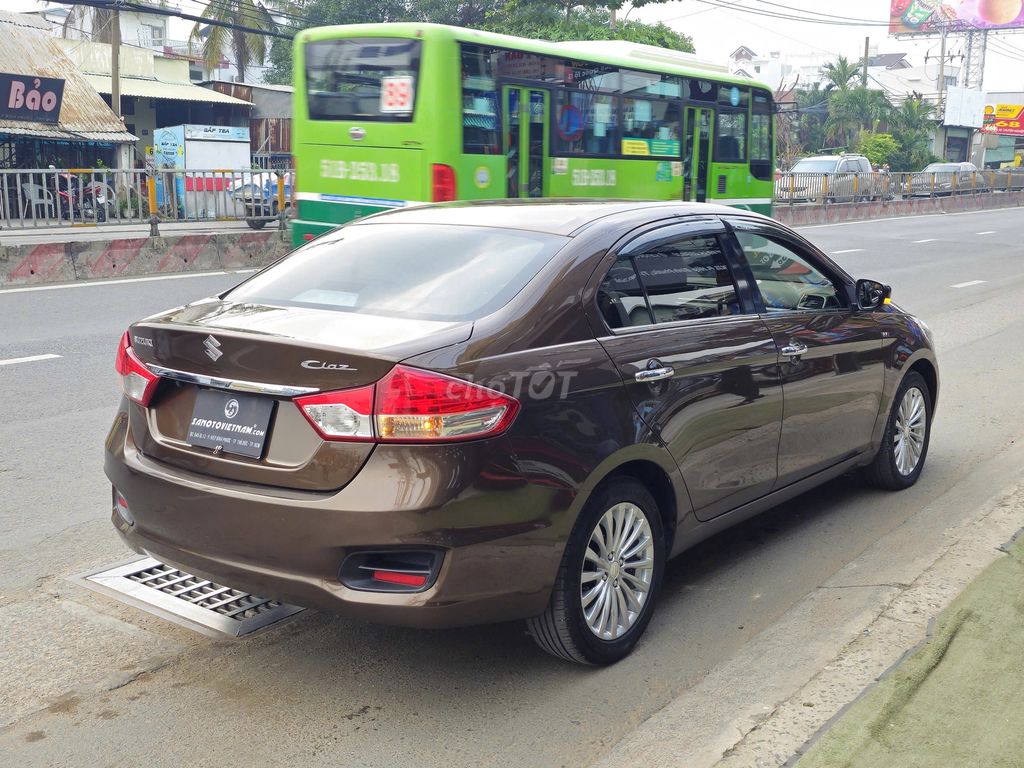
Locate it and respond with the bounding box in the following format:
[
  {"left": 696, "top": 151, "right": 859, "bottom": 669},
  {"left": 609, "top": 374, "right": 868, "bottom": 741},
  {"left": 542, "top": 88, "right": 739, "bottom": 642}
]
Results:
[
  {"left": 735, "top": 231, "right": 847, "bottom": 312},
  {"left": 597, "top": 253, "right": 653, "bottom": 329},
  {"left": 632, "top": 235, "right": 741, "bottom": 322}
]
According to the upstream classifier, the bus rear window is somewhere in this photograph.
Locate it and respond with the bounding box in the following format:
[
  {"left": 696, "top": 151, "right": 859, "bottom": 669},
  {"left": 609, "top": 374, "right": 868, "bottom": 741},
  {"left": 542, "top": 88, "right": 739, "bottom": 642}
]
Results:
[{"left": 305, "top": 38, "right": 421, "bottom": 122}]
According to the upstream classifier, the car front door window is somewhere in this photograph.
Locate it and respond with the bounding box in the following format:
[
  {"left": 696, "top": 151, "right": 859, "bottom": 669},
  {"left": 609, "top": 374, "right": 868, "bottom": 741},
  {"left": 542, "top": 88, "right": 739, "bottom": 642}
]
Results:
[{"left": 735, "top": 231, "right": 846, "bottom": 312}]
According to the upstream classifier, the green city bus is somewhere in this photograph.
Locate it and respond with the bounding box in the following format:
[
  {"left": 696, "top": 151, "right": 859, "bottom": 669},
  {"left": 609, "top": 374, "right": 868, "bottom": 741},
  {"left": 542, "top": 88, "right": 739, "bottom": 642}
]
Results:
[{"left": 291, "top": 23, "right": 774, "bottom": 244}]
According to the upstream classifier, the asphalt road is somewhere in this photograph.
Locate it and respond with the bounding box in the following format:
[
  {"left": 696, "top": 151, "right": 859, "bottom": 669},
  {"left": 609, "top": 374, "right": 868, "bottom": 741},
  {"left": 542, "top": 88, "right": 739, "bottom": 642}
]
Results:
[{"left": 2, "top": 207, "right": 1024, "bottom": 767}]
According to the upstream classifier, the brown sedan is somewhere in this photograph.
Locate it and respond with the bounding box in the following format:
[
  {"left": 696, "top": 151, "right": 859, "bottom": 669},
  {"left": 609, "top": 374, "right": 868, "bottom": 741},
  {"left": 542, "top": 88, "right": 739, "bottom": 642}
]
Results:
[{"left": 105, "top": 201, "right": 938, "bottom": 664}]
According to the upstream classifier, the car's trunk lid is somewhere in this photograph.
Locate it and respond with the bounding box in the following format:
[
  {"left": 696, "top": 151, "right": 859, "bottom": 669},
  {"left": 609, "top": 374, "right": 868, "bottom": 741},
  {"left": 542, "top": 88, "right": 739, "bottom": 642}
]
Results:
[{"left": 127, "top": 299, "right": 471, "bottom": 491}]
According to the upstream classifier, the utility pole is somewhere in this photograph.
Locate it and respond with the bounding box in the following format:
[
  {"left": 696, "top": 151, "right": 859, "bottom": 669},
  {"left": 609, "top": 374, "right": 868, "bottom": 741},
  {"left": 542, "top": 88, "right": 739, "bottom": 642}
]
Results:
[
  {"left": 863, "top": 36, "right": 869, "bottom": 87},
  {"left": 110, "top": 6, "right": 120, "bottom": 121},
  {"left": 937, "top": 22, "right": 947, "bottom": 111}
]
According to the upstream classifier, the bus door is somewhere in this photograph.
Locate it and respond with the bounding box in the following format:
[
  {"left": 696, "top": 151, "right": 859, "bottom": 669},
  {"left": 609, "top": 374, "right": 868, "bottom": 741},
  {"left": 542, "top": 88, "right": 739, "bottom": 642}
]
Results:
[
  {"left": 682, "top": 106, "right": 714, "bottom": 202},
  {"left": 502, "top": 86, "right": 549, "bottom": 198}
]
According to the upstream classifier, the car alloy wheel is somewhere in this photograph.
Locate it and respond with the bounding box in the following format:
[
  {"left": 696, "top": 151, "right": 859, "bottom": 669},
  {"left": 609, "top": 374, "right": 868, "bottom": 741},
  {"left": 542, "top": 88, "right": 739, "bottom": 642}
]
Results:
[
  {"left": 894, "top": 387, "right": 927, "bottom": 476},
  {"left": 865, "top": 370, "right": 932, "bottom": 491},
  {"left": 581, "top": 502, "right": 655, "bottom": 640},
  {"left": 527, "top": 478, "right": 664, "bottom": 664}
]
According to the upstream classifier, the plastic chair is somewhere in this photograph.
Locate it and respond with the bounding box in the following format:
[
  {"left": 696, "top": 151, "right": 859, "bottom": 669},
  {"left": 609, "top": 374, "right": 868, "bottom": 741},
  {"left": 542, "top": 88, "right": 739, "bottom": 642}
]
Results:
[{"left": 20, "top": 183, "right": 54, "bottom": 221}]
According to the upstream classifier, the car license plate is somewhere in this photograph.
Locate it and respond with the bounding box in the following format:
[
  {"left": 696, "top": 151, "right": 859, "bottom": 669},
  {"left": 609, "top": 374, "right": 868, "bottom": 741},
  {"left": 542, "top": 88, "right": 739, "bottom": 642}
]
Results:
[{"left": 187, "top": 389, "right": 274, "bottom": 459}]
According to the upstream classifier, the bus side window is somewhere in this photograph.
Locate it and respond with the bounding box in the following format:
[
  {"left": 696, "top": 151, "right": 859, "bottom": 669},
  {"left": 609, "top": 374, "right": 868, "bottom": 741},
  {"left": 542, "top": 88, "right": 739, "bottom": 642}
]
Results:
[
  {"left": 461, "top": 44, "right": 500, "bottom": 154},
  {"left": 553, "top": 91, "right": 618, "bottom": 157}
]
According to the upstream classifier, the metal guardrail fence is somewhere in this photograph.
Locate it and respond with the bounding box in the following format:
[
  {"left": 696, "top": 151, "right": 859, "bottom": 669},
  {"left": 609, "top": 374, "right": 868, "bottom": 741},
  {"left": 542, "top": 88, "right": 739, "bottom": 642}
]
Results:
[
  {"left": 0, "top": 168, "right": 292, "bottom": 234},
  {"left": 774, "top": 170, "right": 1024, "bottom": 204}
]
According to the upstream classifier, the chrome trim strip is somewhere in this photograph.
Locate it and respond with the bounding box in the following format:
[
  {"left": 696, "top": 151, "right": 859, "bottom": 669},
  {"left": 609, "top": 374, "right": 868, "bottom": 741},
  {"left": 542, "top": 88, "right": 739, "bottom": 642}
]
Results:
[{"left": 148, "top": 365, "right": 319, "bottom": 397}]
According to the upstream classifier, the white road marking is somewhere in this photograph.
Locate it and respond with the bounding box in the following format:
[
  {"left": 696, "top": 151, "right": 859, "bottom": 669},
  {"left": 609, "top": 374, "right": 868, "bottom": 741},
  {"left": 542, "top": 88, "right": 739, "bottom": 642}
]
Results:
[
  {"left": 0, "top": 270, "right": 243, "bottom": 295},
  {"left": 951, "top": 280, "right": 987, "bottom": 289},
  {"left": 831, "top": 249, "right": 864, "bottom": 254},
  {"left": 913, "top": 239, "right": 938, "bottom": 244},
  {"left": 0, "top": 353, "right": 62, "bottom": 367},
  {"left": 976, "top": 231, "right": 997, "bottom": 235}
]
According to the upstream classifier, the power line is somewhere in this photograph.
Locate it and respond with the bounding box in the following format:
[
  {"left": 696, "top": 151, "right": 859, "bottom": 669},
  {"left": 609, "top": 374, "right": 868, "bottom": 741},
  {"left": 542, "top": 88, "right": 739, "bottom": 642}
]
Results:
[{"left": 686, "top": 0, "right": 892, "bottom": 28}]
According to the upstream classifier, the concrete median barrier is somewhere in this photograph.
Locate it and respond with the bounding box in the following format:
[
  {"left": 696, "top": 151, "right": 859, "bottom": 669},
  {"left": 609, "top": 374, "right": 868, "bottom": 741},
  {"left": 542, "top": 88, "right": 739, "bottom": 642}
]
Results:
[
  {"left": 775, "top": 190, "right": 1024, "bottom": 227},
  {"left": 0, "top": 229, "right": 292, "bottom": 288}
]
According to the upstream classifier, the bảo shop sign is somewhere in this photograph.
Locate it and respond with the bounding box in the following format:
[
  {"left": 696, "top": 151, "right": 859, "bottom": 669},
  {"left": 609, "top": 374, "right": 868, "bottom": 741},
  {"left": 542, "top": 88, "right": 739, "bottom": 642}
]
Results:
[{"left": 1, "top": 72, "right": 65, "bottom": 124}]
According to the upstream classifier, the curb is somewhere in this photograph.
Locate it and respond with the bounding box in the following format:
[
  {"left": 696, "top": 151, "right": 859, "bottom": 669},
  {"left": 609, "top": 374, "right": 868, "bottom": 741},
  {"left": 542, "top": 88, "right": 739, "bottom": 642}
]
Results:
[{"left": 0, "top": 230, "right": 293, "bottom": 288}]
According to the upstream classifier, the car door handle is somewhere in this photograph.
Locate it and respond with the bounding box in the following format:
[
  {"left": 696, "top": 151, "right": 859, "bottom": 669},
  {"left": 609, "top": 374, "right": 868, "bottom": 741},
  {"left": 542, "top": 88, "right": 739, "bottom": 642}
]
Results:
[
  {"left": 780, "top": 342, "right": 808, "bottom": 358},
  {"left": 635, "top": 367, "right": 674, "bottom": 382}
]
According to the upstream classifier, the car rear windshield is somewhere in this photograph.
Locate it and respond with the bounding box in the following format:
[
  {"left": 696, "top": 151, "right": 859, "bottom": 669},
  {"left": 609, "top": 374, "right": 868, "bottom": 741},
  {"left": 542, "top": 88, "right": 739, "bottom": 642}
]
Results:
[
  {"left": 790, "top": 159, "right": 838, "bottom": 173},
  {"left": 226, "top": 223, "right": 568, "bottom": 322},
  {"left": 305, "top": 38, "right": 421, "bottom": 122},
  {"left": 924, "top": 163, "right": 960, "bottom": 172}
]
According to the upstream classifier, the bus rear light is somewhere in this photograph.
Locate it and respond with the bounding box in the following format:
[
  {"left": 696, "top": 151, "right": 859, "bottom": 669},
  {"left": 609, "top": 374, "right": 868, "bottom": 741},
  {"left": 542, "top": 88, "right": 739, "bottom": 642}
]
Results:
[{"left": 431, "top": 164, "right": 457, "bottom": 202}]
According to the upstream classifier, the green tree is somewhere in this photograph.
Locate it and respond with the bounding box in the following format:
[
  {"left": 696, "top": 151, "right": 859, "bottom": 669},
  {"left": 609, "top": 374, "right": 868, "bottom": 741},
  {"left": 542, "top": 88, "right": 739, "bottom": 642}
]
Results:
[
  {"left": 855, "top": 131, "right": 900, "bottom": 168},
  {"left": 826, "top": 86, "right": 890, "bottom": 149},
  {"left": 821, "top": 55, "right": 860, "bottom": 92},
  {"left": 793, "top": 83, "right": 828, "bottom": 154},
  {"left": 888, "top": 96, "right": 938, "bottom": 171},
  {"left": 191, "top": 0, "right": 278, "bottom": 83},
  {"left": 266, "top": 0, "right": 691, "bottom": 85}
]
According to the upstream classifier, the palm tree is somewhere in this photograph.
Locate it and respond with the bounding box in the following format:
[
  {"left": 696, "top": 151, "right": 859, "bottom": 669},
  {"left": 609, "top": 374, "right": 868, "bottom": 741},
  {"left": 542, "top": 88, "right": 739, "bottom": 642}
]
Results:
[
  {"left": 826, "top": 87, "right": 891, "bottom": 148},
  {"left": 889, "top": 95, "right": 938, "bottom": 169},
  {"left": 58, "top": 3, "right": 116, "bottom": 43},
  {"left": 191, "top": 0, "right": 277, "bottom": 83},
  {"left": 821, "top": 56, "right": 860, "bottom": 92}
]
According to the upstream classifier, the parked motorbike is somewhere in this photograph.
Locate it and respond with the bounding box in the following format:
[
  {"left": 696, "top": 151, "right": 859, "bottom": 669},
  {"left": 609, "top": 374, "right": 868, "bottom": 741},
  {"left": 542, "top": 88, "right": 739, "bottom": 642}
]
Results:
[{"left": 52, "top": 171, "right": 108, "bottom": 222}]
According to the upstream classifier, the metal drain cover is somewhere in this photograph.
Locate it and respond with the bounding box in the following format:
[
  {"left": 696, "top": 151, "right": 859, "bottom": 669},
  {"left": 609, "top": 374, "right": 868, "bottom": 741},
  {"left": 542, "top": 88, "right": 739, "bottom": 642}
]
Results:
[{"left": 75, "top": 557, "right": 304, "bottom": 638}]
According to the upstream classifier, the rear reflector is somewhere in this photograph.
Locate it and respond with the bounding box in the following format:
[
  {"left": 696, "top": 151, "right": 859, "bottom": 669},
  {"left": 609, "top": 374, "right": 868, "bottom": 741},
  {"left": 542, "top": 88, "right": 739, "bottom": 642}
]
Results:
[
  {"left": 339, "top": 550, "right": 441, "bottom": 593},
  {"left": 295, "top": 366, "right": 519, "bottom": 443},
  {"left": 303, "top": 233, "right": 314, "bottom": 241},
  {"left": 115, "top": 331, "right": 160, "bottom": 406},
  {"left": 431, "top": 163, "right": 457, "bottom": 202},
  {"left": 371, "top": 570, "right": 428, "bottom": 588}
]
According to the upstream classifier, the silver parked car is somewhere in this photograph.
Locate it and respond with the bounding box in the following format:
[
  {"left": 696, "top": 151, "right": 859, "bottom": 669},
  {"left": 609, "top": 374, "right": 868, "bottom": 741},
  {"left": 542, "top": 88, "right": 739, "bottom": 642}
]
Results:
[
  {"left": 909, "top": 162, "right": 985, "bottom": 197},
  {"left": 775, "top": 154, "right": 881, "bottom": 204}
]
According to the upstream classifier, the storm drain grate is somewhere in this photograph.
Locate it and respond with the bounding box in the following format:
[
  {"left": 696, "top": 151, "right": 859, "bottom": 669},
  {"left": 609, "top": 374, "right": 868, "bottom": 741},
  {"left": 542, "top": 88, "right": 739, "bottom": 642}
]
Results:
[{"left": 74, "top": 557, "right": 304, "bottom": 638}]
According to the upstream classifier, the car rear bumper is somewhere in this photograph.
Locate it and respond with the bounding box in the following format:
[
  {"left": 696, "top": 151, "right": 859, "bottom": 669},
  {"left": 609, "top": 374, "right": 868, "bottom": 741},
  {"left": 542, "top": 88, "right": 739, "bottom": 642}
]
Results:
[{"left": 103, "top": 410, "right": 568, "bottom": 628}]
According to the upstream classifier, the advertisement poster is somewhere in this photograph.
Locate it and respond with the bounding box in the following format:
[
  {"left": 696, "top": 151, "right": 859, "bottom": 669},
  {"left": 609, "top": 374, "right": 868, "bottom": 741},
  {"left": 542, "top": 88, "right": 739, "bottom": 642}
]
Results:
[
  {"left": 890, "top": 0, "right": 1024, "bottom": 34},
  {"left": 981, "top": 104, "right": 1024, "bottom": 136}
]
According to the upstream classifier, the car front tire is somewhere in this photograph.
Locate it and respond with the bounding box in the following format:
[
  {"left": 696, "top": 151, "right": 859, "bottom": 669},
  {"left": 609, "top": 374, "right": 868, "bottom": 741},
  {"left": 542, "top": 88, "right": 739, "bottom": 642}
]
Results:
[
  {"left": 865, "top": 371, "right": 932, "bottom": 490},
  {"left": 527, "top": 478, "right": 665, "bottom": 665}
]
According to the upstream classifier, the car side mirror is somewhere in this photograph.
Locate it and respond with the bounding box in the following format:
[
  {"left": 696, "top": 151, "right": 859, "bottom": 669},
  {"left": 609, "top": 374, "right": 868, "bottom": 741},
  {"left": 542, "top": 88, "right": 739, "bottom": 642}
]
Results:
[{"left": 856, "top": 279, "right": 891, "bottom": 311}]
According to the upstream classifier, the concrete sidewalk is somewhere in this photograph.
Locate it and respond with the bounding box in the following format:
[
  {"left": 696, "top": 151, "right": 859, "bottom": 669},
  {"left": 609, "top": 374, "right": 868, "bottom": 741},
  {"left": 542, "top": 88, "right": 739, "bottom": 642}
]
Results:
[{"left": 793, "top": 530, "right": 1024, "bottom": 768}]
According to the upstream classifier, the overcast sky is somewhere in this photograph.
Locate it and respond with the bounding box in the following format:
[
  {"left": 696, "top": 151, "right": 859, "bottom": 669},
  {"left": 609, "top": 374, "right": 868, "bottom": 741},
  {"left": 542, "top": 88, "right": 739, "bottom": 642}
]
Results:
[{"left": 633, "top": 0, "right": 1024, "bottom": 93}]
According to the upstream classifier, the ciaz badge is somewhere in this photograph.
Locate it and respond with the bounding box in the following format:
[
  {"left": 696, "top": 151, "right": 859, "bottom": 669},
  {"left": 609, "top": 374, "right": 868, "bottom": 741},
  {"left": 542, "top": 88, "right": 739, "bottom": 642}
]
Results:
[{"left": 301, "top": 360, "right": 358, "bottom": 371}]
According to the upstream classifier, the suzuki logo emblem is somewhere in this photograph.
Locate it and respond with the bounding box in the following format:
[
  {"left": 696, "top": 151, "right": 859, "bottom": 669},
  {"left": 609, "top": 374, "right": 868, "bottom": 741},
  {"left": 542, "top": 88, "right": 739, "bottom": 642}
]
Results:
[{"left": 203, "top": 335, "right": 223, "bottom": 361}]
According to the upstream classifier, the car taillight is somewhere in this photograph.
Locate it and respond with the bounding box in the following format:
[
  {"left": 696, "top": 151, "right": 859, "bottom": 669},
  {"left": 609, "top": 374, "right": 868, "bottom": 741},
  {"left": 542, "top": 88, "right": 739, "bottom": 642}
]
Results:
[
  {"left": 295, "top": 365, "right": 519, "bottom": 443},
  {"left": 375, "top": 366, "right": 518, "bottom": 441},
  {"left": 431, "top": 164, "right": 456, "bottom": 202},
  {"left": 114, "top": 331, "right": 160, "bottom": 406}
]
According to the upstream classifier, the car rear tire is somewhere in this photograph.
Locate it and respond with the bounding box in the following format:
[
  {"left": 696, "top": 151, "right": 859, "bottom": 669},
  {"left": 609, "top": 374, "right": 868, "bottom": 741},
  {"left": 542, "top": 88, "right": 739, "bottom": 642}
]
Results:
[
  {"left": 864, "top": 371, "right": 932, "bottom": 491},
  {"left": 527, "top": 478, "right": 665, "bottom": 665}
]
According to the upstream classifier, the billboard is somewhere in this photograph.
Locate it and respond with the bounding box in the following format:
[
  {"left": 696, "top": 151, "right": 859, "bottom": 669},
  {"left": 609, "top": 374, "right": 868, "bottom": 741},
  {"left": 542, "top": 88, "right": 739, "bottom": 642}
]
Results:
[
  {"left": 981, "top": 104, "right": 1024, "bottom": 136},
  {"left": 943, "top": 87, "right": 987, "bottom": 128},
  {"left": 890, "top": 0, "right": 1024, "bottom": 34}
]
